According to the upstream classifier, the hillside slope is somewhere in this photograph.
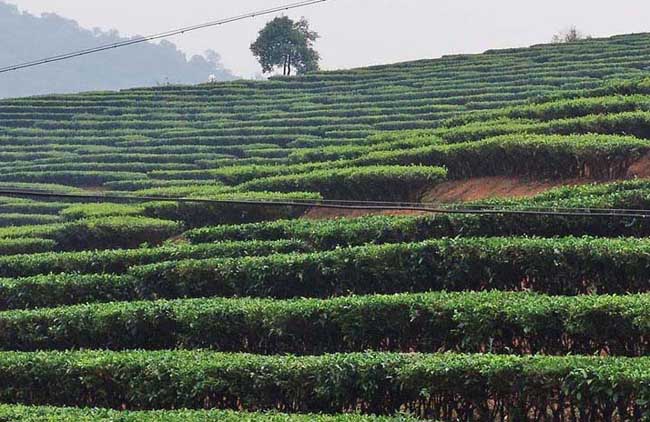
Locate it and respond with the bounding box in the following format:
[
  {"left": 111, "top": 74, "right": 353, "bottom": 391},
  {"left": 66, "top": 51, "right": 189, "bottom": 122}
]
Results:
[
  {"left": 0, "top": 2, "right": 236, "bottom": 98},
  {"left": 3, "top": 34, "right": 650, "bottom": 421},
  {"left": 1, "top": 33, "right": 650, "bottom": 196}
]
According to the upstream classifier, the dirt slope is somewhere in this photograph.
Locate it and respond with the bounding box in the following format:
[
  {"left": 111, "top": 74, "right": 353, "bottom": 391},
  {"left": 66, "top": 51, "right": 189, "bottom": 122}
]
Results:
[
  {"left": 303, "top": 177, "right": 589, "bottom": 219},
  {"left": 304, "top": 154, "right": 650, "bottom": 219},
  {"left": 420, "top": 176, "right": 592, "bottom": 204}
]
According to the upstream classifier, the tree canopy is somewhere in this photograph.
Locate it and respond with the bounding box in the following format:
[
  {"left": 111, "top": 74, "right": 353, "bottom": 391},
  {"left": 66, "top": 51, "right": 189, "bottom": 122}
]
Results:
[
  {"left": 250, "top": 16, "right": 320, "bottom": 76},
  {"left": 552, "top": 26, "right": 590, "bottom": 43}
]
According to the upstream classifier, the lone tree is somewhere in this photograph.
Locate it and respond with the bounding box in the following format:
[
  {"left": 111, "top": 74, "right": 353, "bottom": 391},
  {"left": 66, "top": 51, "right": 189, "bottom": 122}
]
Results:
[
  {"left": 250, "top": 16, "right": 320, "bottom": 76},
  {"left": 552, "top": 26, "right": 589, "bottom": 43}
]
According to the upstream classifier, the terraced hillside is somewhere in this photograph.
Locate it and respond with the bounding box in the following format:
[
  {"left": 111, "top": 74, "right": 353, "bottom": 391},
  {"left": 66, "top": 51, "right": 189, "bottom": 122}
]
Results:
[{"left": 4, "top": 33, "right": 650, "bottom": 420}]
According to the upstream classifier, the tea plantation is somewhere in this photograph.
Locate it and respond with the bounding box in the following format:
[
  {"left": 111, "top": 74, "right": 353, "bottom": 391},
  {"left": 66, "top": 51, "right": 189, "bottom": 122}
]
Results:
[{"left": 3, "top": 33, "right": 650, "bottom": 420}]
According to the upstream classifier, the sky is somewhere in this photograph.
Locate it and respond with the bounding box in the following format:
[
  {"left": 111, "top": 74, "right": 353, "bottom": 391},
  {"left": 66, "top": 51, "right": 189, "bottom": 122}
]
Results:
[{"left": 7, "top": 0, "right": 650, "bottom": 78}]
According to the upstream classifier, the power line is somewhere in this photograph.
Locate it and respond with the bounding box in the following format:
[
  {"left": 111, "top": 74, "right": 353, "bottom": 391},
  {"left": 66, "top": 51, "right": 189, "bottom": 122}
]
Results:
[
  {"left": 1, "top": 188, "right": 649, "bottom": 219},
  {"left": 0, "top": 0, "right": 328, "bottom": 74}
]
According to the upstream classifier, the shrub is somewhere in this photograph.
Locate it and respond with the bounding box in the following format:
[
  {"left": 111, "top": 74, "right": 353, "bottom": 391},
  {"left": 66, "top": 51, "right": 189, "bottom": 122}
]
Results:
[
  {"left": 0, "top": 406, "right": 414, "bottom": 422},
  {"left": 0, "top": 291, "right": 650, "bottom": 356},
  {"left": 51, "top": 217, "right": 183, "bottom": 250},
  {"left": 15, "top": 236, "right": 650, "bottom": 309},
  {"left": 0, "top": 217, "right": 183, "bottom": 251},
  {"left": 59, "top": 203, "right": 145, "bottom": 220},
  {"left": 0, "top": 213, "right": 62, "bottom": 227},
  {"left": 185, "top": 210, "right": 650, "bottom": 247},
  {"left": 142, "top": 192, "right": 321, "bottom": 228},
  {"left": 0, "top": 238, "right": 56, "bottom": 256},
  {"left": 130, "top": 237, "right": 650, "bottom": 300},
  {"left": 0, "top": 239, "right": 310, "bottom": 278},
  {"left": 0, "top": 351, "right": 646, "bottom": 420},
  {"left": 239, "top": 166, "right": 447, "bottom": 201},
  {"left": 355, "top": 134, "right": 649, "bottom": 179}
]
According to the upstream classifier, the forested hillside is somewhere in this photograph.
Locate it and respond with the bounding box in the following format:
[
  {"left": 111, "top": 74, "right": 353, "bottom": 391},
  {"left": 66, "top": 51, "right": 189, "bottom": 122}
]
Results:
[
  {"left": 0, "top": 2, "right": 236, "bottom": 98},
  {"left": 2, "top": 33, "right": 650, "bottom": 420}
]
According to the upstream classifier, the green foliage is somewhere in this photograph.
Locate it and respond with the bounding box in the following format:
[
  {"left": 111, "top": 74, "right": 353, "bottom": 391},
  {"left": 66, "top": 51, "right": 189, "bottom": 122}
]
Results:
[
  {"left": 355, "top": 134, "right": 649, "bottom": 179},
  {"left": 185, "top": 206, "right": 650, "bottom": 247},
  {"left": 130, "top": 237, "right": 650, "bottom": 300},
  {"left": 185, "top": 178, "right": 650, "bottom": 247},
  {"left": 2, "top": 291, "right": 650, "bottom": 356},
  {"left": 0, "top": 274, "right": 133, "bottom": 310},
  {"left": 0, "top": 350, "right": 647, "bottom": 420},
  {"left": 0, "top": 213, "right": 62, "bottom": 227},
  {"left": 436, "top": 106, "right": 650, "bottom": 144},
  {"left": 239, "top": 166, "right": 447, "bottom": 200},
  {"left": 211, "top": 161, "right": 342, "bottom": 185},
  {"left": 59, "top": 203, "right": 144, "bottom": 220},
  {"left": 0, "top": 406, "right": 414, "bottom": 422},
  {"left": 0, "top": 170, "right": 147, "bottom": 186},
  {"left": 5, "top": 237, "right": 648, "bottom": 310},
  {"left": 51, "top": 217, "right": 183, "bottom": 250},
  {"left": 142, "top": 191, "right": 321, "bottom": 227},
  {"left": 4, "top": 34, "right": 650, "bottom": 422},
  {"left": 0, "top": 201, "right": 67, "bottom": 215},
  {"left": 0, "top": 238, "right": 56, "bottom": 256},
  {"left": 1, "top": 37, "right": 650, "bottom": 207},
  {"left": 0, "top": 239, "right": 310, "bottom": 278},
  {"left": 250, "top": 16, "right": 320, "bottom": 76},
  {"left": 0, "top": 217, "right": 182, "bottom": 251}
]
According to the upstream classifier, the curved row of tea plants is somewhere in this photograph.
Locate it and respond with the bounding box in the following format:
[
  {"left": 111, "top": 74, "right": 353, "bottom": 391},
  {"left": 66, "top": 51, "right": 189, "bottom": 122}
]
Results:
[
  {"left": 1, "top": 291, "right": 650, "bottom": 356},
  {"left": 0, "top": 351, "right": 646, "bottom": 420},
  {"left": 4, "top": 237, "right": 650, "bottom": 311}
]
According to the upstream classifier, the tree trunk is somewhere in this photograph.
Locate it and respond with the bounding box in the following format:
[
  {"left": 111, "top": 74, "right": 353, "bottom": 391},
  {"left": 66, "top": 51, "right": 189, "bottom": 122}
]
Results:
[{"left": 287, "top": 52, "right": 292, "bottom": 76}]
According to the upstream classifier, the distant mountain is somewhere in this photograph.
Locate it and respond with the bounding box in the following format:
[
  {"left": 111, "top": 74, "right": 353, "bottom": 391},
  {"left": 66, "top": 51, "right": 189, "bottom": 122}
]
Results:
[{"left": 0, "top": 2, "right": 237, "bottom": 98}]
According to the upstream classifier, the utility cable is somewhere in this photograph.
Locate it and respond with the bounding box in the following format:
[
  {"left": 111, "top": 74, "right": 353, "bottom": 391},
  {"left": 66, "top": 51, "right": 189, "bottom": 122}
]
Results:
[
  {"left": 0, "top": 0, "right": 328, "bottom": 74},
  {"left": 1, "top": 188, "right": 649, "bottom": 219}
]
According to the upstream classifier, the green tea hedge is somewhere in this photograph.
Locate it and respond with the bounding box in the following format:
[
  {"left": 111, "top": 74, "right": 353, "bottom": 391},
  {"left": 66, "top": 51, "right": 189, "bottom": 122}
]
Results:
[
  {"left": 239, "top": 166, "right": 447, "bottom": 201},
  {"left": 0, "top": 217, "right": 183, "bottom": 251},
  {"left": 185, "top": 210, "right": 650, "bottom": 247},
  {"left": 5, "top": 237, "right": 650, "bottom": 310},
  {"left": 0, "top": 238, "right": 56, "bottom": 256},
  {"left": 0, "top": 351, "right": 647, "bottom": 420},
  {"left": 0, "top": 239, "right": 309, "bottom": 278},
  {"left": 1, "top": 291, "right": 650, "bottom": 355},
  {"left": 0, "top": 406, "right": 415, "bottom": 422},
  {"left": 130, "top": 237, "right": 650, "bottom": 299}
]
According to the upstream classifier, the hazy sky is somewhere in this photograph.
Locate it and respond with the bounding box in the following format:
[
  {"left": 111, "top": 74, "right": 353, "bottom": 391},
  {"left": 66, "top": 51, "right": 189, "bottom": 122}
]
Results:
[{"left": 7, "top": 0, "right": 650, "bottom": 78}]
